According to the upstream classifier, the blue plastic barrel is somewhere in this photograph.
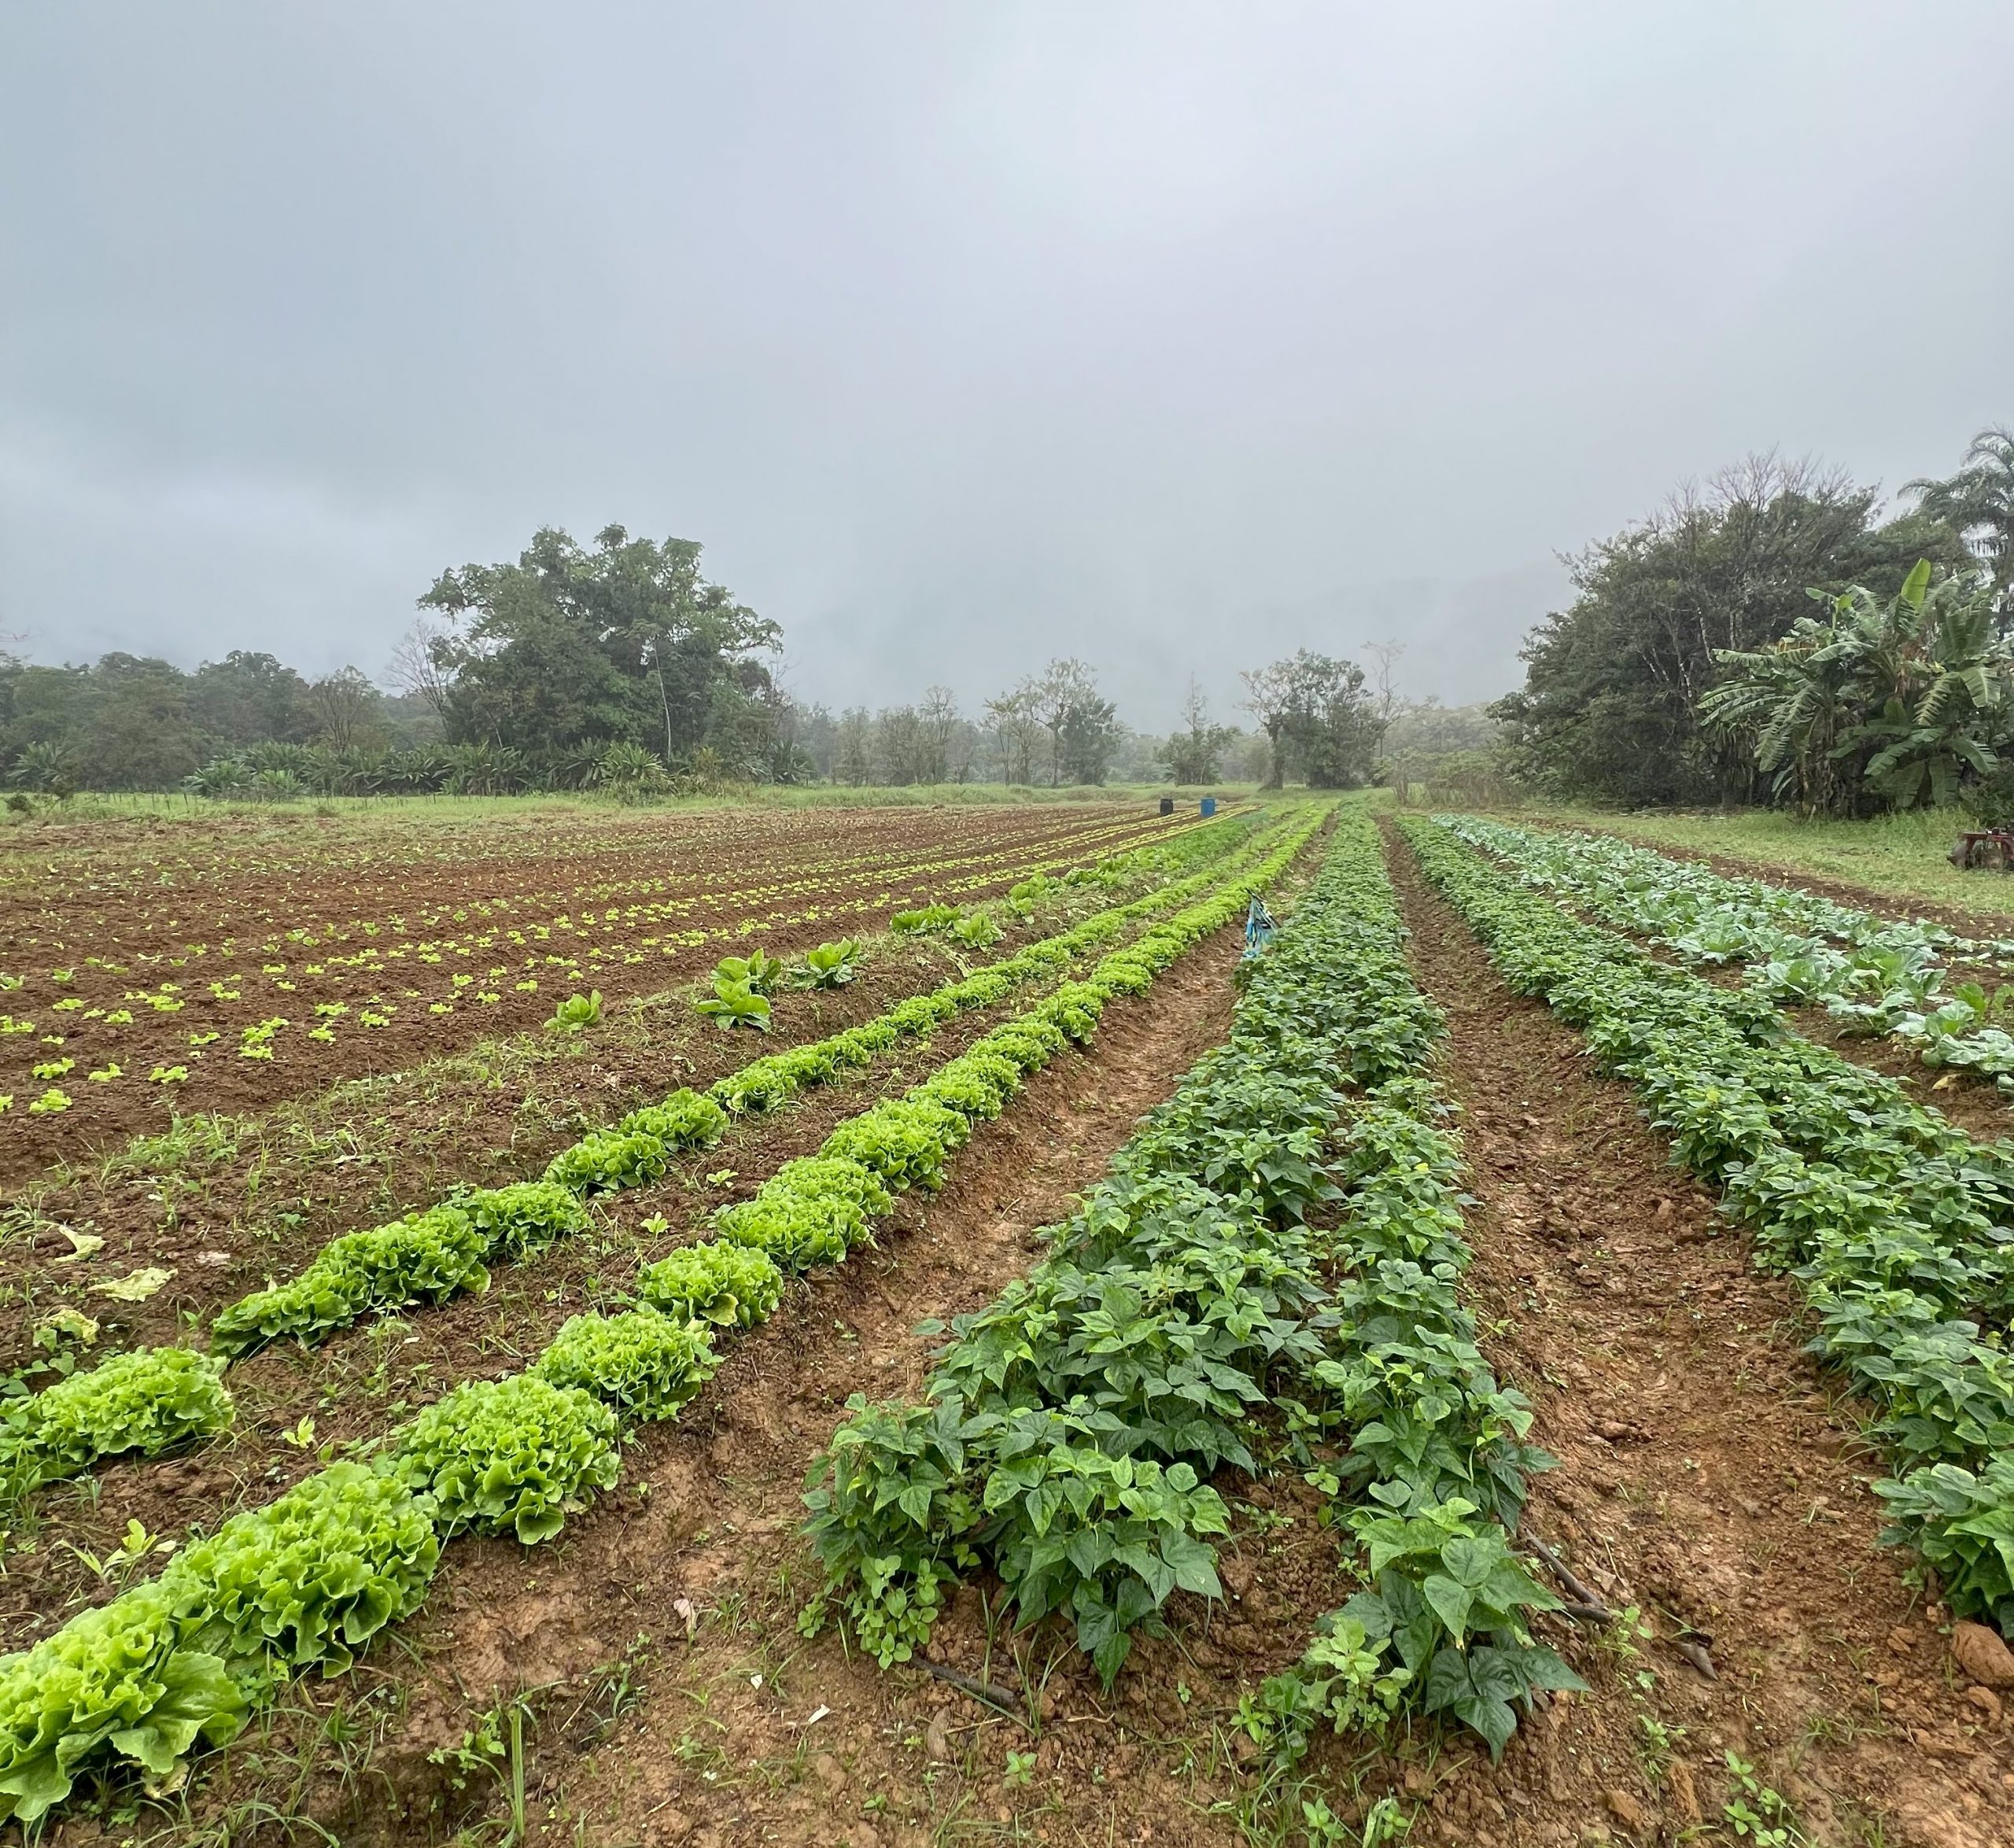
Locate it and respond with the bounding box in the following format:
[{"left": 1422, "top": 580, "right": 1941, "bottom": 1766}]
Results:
[{"left": 1200, "top": 797, "right": 1217, "bottom": 817}]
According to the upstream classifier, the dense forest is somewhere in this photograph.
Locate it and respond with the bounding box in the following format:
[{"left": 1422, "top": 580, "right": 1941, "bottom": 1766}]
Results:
[
  {"left": 1495, "top": 426, "right": 2014, "bottom": 813},
  {"left": 0, "top": 524, "right": 1433, "bottom": 798}
]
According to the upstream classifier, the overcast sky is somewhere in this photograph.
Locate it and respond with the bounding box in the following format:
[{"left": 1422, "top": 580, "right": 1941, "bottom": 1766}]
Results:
[{"left": 3, "top": 3, "right": 2010, "bottom": 726}]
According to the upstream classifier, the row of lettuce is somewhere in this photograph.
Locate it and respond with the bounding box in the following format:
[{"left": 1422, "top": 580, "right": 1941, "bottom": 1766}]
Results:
[
  {"left": 0, "top": 810, "right": 1286, "bottom": 1518},
  {"left": 1404, "top": 816, "right": 2014, "bottom": 1640},
  {"left": 802, "top": 811, "right": 1583, "bottom": 1769},
  {"left": 1440, "top": 813, "right": 2014, "bottom": 1092},
  {"left": 0, "top": 807, "right": 1327, "bottom": 1825}
]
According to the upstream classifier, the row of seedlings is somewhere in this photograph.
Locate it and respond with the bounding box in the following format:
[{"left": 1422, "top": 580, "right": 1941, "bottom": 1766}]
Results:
[
  {"left": 0, "top": 807, "right": 1326, "bottom": 1826},
  {"left": 1402, "top": 814, "right": 2014, "bottom": 1643}
]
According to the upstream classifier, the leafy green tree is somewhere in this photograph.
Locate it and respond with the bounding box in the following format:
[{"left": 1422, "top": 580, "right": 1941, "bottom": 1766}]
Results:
[
  {"left": 1060, "top": 693, "right": 1120, "bottom": 784},
  {"left": 189, "top": 651, "right": 313, "bottom": 747},
  {"left": 81, "top": 655, "right": 205, "bottom": 790},
  {"left": 304, "top": 667, "right": 385, "bottom": 752},
  {"left": 1238, "top": 659, "right": 1297, "bottom": 788},
  {"left": 419, "top": 526, "right": 779, "bottom": 768},
  {"left": 1495, "top": 457, "right": 1975, "bottom": 804},
  {"left": 1241, "top": 650, "right": 1378, "bottom": 788},
  {"left": 1165, "top": 680, "right": 1232, "bottom": 784}
]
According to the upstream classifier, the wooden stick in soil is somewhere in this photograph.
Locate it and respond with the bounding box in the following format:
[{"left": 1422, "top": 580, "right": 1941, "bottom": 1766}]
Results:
[
  {"left": 1522, "top": 1531, "right": 1614, "bottom": 1623},
  {"left": 921, "top": 1660, "right": 1032, "bottom": 1726}
]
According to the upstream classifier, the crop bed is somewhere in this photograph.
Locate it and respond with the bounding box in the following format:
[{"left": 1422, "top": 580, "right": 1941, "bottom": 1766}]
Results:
[
  {"left": 0, "top": 803, "right": 1215, "bottom": 1176},
  {"left": 0, "top": 802, "right": 1322, "bottom": 1830},
  {"left": 1403, "top": 816, "right": 2014, "bottom": 1647},
  {"left": 1439, "top": 813, "right": 2014, "bottom": 1099}
]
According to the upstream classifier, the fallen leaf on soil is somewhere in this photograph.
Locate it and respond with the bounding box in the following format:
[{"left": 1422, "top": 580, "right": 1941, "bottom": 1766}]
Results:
[
  {"left": 53, "top": 1227, "right": 104, "bottom": 1262},
  {"left": 90, "top": 1265, "right": 174, "bottom": 1301}
]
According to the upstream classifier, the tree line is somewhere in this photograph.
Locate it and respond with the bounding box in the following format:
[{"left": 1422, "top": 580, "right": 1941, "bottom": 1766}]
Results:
[
  {"left": 1494, "top": 426, "right": 2014, "bottom": 815},
  {"left": 0, "top": 519, "right": 1401, "bottom": 799}
]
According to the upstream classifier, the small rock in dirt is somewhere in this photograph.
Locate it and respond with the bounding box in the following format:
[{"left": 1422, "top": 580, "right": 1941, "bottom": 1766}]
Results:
[
  {"left": 1604, "top": 1788, "right": 1647, "bottom": 1834},
  {"left": 1952, "top": 1621, "right": 2014, "bottom": 1688},
  {"left": 924, "top": 1708, "right": 954, "bottom": 1762},
  {"left": 812, "top": 1751, "right": 848, "bottom": 1793},
  {"left": 1886, "top": 1625, "right": 1918, "bottom": 1653},
  {"left": 1964, "top": 1685, "right": 2003, "bottom": 1722},
  {"left": 1666, "top": 1758, "right": 1702, "bottom": 1824}
]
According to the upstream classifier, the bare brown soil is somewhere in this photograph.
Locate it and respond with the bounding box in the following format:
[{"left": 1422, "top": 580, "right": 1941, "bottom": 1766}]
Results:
[
  {"left": 1378, "top": 822, "right": 2014, "bottom": 1848},
  {"left": 0, "top": 805, "right": 1201, "bottom": 1179}
]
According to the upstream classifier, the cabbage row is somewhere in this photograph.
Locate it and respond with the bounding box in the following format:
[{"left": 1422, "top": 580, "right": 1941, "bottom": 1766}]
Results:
[
  {"left": 803, "top": 812, "right": 1581, "bottom": 1766},
  {"left": 0, "top": 806, "right": 1323, "bottom": 1825},
  {"left": 1440, "top": 813, "right": 2014, "bottom": 1090},
  {"left": 0, "top": 811, "right": 1294, "bottom": 1513},
  {"left": 1404, "top": 815, "right": 2014, "bottom": 1641}
]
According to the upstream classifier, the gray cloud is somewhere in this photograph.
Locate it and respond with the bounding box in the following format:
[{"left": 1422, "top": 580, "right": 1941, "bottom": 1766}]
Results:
[{"left": 4, "top": 2, "right": 2010, "bottom": 727}]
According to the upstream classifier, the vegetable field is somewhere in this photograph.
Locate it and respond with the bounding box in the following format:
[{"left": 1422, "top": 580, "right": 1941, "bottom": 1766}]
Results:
[
  {"left": 0, "top": 795, "right": 2008, "bottom": 1848},
  {"left": 0, "top": 803, "right": 1206, "bottom": 1178}
]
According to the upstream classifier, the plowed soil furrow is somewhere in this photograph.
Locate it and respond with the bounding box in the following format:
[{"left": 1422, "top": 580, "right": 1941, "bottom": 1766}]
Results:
[
  {"left": 157, "top": 918, "right": 1260, "bottom": 1848},
  {"left": 1381, "top": 824, "right": 2014, "bottom": 1848}
]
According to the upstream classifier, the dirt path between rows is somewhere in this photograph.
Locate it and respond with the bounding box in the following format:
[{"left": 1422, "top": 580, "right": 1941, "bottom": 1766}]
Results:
[
  {"left": 1380, "top": 823, "right": 2014, "bottom": 1848},
  {"left": 146, "top": 917, "right": 1293, "bottom": 1848}
]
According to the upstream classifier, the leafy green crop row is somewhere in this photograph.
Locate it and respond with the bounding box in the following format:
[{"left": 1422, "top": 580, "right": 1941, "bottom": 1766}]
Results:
[
  {"left": 0, "top": 808, "right": 1323, "bottom": 1824},
  {"left": 801, "top": 813, "right": 1581, "bottom": 1762},
  {"left": 0, "top": 1348, "right": 233, "bottom": 1505},
  {"left": 1439, "top": 813, "right": 2014, "bottom": 1090},
  {"left": 0, "top": 813, "right": 1292, "bottom": 1514},
  {"left": 1404, "top": 815, "right": 2014, "bottom": 1637}
]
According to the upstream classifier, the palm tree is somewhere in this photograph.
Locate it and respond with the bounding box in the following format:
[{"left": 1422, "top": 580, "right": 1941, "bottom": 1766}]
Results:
[{"left": 1907, "top": 426, "right": 2014, "bottom": 591}]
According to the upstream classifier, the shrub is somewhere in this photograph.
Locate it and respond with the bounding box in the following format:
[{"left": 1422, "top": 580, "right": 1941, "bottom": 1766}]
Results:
[{"left": 389, "top": 1374, "right": 620, "bottom": 1545}]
